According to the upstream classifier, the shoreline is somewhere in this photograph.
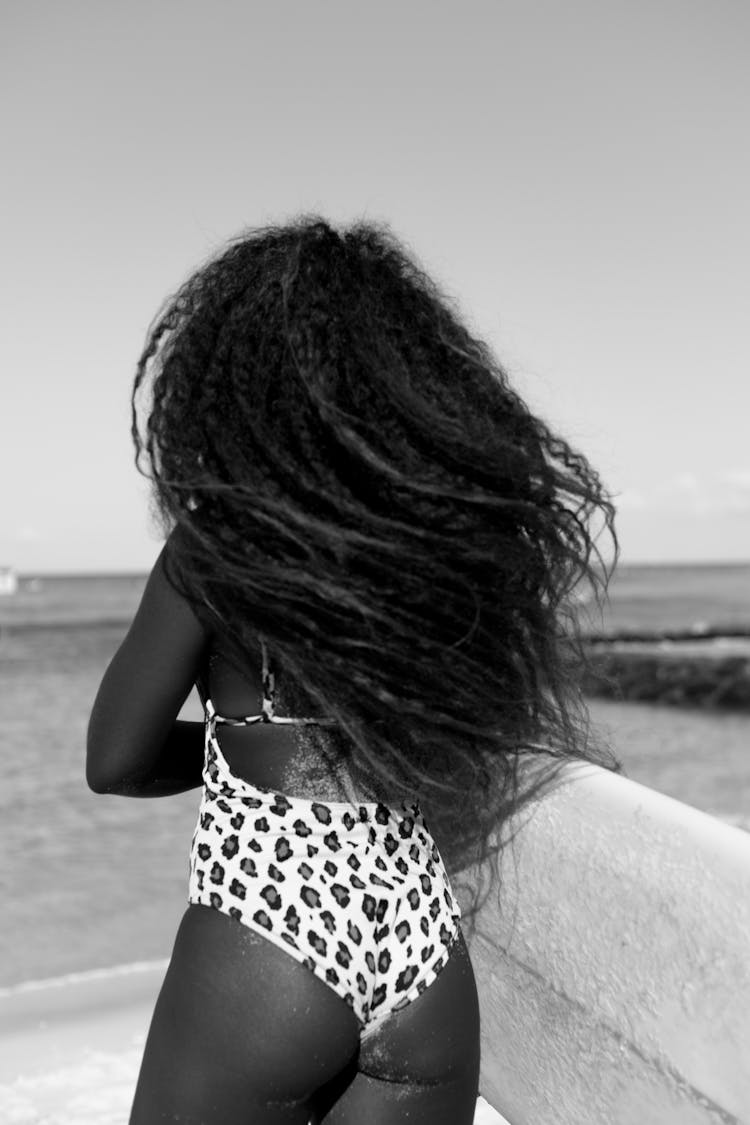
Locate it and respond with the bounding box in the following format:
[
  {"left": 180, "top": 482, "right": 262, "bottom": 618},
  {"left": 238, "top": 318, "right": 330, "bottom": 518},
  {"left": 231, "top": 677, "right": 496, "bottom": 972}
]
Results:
[
  {"left": 0, "top": 964, "right": 157, "bottom": 1125},
  {"left": 0, "top": 966, "right": 156, "bottom": 1124},
  {"left": 0, "top": 962, "right": 165, "bottom": 1086}
]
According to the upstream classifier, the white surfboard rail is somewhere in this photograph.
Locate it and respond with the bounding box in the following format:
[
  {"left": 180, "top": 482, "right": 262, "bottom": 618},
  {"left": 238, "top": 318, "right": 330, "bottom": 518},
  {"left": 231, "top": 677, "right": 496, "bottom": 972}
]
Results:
[{"left": 461, "top": 763, "right": 750, "bottom": 1125}]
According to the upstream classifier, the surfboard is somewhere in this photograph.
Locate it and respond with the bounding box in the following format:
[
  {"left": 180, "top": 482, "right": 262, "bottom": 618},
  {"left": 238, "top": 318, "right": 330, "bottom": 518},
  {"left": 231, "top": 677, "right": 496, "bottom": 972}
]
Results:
[{"left": 460, "top": 762, "right": 750, "bottom": 1124}]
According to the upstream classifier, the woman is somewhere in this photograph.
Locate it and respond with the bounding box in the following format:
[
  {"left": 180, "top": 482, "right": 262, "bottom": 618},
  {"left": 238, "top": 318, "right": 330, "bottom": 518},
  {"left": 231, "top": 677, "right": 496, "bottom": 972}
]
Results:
[{"left": 87, "top": 216, "right": 621, "bottom": 1123}]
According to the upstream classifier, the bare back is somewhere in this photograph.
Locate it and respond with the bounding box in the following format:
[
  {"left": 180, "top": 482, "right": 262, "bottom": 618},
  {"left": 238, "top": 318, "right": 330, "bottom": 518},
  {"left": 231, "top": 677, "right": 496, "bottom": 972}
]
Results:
[{"left": 202, "top": 637, "right": 388, "bottom": 806}]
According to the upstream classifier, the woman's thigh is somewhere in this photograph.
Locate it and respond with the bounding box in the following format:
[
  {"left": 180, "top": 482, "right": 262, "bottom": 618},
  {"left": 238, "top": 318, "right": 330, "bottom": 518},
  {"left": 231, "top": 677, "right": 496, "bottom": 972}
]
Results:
[
  {"left": 311, "top": 930, "right": 480, "bottom": 1125},
  {"left": 130, "top": 904, "right": 361, "bottom": 1125}
]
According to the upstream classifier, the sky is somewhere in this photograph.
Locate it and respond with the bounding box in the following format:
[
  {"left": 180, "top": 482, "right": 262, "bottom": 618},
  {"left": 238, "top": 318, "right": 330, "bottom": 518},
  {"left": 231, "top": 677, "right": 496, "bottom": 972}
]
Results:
[{"left": 1, "top": 0, "right": 748, "bottom": 573}]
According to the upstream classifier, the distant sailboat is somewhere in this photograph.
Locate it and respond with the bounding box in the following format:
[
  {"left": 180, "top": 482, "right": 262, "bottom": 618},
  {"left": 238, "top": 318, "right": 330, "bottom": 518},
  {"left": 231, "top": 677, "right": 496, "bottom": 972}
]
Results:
[{"left": 0, "top": 566, "right": 18, "bottom": 595}]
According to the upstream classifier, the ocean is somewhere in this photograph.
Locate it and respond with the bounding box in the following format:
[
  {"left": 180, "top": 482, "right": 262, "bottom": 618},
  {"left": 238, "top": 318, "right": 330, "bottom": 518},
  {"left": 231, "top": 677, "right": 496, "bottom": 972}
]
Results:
[{"left": 1, "top": 563, "right": 749, "bottom": 991}]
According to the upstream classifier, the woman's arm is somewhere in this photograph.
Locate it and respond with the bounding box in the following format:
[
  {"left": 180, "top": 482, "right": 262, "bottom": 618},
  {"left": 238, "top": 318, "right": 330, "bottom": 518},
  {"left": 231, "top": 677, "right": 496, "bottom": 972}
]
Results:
[{"left": 86, "top": 538, "right": 210, "bottom": 797}]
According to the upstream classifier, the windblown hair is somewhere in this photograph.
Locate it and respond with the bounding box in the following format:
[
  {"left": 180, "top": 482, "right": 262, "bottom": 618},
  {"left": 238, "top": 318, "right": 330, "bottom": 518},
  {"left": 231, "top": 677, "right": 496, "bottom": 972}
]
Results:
[{"left": 132, "top": 214, "right": 622, "bottom": 918}]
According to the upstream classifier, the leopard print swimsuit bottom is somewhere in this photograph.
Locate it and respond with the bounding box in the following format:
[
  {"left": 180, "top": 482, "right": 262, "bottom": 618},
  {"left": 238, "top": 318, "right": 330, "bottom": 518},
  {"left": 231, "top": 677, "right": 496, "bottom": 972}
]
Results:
[{"left": 188, "top": 684, "right": 462, "bottom": 1039}]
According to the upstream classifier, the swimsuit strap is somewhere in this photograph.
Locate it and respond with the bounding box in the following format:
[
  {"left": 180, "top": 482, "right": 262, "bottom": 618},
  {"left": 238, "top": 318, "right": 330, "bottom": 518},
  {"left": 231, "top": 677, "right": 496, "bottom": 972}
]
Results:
[
  {"left": 205, "top": 638, "right": 338, "bottom": 727},
  {"left": 259, "top": 637, "right": 278, "bottom": 722}
]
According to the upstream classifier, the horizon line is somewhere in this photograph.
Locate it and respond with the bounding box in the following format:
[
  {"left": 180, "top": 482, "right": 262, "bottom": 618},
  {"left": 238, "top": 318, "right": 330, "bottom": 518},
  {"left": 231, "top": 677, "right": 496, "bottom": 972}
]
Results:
[{"left": 7, "top": 557, "right": 750, "bottom": 579}]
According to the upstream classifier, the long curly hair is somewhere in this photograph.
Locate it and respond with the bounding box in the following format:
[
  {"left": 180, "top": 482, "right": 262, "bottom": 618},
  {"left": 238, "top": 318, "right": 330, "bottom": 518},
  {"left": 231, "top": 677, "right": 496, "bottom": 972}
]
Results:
[{"left": 132, "top": 214, "right": 622, "bottom": 919}]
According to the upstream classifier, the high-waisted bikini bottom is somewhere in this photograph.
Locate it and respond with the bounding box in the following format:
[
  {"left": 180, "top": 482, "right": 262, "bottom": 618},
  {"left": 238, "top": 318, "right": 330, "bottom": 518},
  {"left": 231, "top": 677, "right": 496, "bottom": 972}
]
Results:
[{"left": 188, "top": 730, "right": 462, "bottom": 1040}]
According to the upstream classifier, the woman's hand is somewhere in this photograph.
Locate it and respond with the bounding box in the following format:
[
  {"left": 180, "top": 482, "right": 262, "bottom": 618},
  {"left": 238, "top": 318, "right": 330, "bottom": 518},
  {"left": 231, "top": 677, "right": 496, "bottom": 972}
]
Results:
[{"left": 86, "top": 539, "right": 210, "bottom": 796}]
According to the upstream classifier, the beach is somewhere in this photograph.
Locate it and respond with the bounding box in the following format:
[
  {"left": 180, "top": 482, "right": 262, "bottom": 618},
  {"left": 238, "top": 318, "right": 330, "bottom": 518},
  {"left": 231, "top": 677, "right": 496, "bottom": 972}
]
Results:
[
  {"left": 0, "top": 965, "right": 160, "bottom": 1125},
  {"left": 1, "top": 566, "right": 748, "bottom": 1122}
]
